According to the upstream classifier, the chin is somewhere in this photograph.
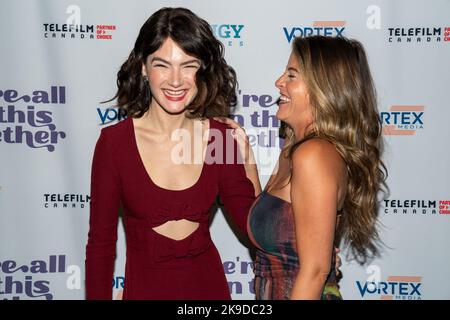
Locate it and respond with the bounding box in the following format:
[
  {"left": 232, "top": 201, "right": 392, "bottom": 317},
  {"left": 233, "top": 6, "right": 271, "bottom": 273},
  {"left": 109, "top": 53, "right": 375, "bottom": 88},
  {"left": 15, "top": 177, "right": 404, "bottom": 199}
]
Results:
[
  {"left": 153, "top": 95, "right": 191, "bottom": 115},
  {"left": 161, "top": 104, "right": 188, "bottom": 115},
  {"left": 275, "top": 109, "right": 288, "bottom": 122}
]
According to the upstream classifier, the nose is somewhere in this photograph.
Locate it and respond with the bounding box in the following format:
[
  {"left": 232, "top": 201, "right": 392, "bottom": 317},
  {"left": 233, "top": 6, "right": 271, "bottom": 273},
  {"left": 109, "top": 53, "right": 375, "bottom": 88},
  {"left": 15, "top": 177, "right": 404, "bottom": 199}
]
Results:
[
  {"left": 168, "top": 67, "right": 183, "bottom": 87},
  {"left": 275, "top": 73, "right": 285, "bottom": 89}
]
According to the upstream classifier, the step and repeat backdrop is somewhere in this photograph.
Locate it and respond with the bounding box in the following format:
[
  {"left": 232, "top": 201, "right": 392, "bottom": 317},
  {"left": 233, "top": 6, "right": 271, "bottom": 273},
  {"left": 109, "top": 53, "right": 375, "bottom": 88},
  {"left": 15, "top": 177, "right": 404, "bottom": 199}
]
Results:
[{"left": 1, "top": 0, "right": 449, "bottom": 300}]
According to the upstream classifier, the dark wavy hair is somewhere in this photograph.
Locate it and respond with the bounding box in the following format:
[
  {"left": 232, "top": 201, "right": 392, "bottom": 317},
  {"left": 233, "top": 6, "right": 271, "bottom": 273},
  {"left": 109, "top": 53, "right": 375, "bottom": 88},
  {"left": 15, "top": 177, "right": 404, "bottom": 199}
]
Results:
[
  {"left": 281, "top": 36, "right": 388, "bottom": 264},
  {"left": 106, "top": 7, "right": 237, "bottom": 118}
]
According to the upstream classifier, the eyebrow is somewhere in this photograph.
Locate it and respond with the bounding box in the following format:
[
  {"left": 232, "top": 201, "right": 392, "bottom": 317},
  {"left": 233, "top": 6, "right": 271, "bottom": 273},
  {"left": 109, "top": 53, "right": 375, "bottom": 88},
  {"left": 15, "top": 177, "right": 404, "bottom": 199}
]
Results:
[
  {"left": 151, "top": 57, "right": 201, "bottom": 66},
  {"left": 287, "top": 67, "right": 299, "bottom": 73}
]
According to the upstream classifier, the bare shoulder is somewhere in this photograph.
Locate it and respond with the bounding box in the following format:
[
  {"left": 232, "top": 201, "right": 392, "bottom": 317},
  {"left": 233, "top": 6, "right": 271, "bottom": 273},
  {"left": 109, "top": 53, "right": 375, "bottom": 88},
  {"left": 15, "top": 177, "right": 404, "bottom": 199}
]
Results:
[{"left": 291, "top": 138, "right": 346, "bottom": 177}]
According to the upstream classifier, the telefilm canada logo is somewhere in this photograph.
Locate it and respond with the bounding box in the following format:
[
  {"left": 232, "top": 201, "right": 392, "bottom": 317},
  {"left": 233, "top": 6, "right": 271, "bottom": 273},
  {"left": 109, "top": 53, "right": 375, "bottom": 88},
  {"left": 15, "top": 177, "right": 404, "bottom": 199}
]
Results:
[
  {"left": 210, "top": 24, "right": 245, "bottom": 47},
  {"left": 383, "top": 199, "right": 450, "bottom": 215},
  {"left": 0, "top": 86, "right": 67, "bottom": 152},
  {"left": 42, "top": 5, "right": 116, "bottom": 40},
  {"left": 43, "top": 23, "right": 116, "bottom": 40},
  {"left": 357, "top": 276, "right": 423, "bottom": 300},
  {"left": 380, "top": 105, "right": 424, "bottom": 136},
  {"left": 43, "top": 193, "right": 90, "bottom": 209},
  {"left": 0, "top": 255, "right": 80, "bottom": 300},
  {"left": 388, "top": 26, "right": 450, "bottom": 43},
  {"left": 283, "top": 21, "right": 346, "bottom": 43}
]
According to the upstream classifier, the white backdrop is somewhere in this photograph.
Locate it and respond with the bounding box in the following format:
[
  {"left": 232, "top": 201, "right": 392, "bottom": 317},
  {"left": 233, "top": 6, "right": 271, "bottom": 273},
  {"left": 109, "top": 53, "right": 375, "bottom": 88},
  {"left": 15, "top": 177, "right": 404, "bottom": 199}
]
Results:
[{"left": 1, "top": 0, "right": 449, "bottom": 300}]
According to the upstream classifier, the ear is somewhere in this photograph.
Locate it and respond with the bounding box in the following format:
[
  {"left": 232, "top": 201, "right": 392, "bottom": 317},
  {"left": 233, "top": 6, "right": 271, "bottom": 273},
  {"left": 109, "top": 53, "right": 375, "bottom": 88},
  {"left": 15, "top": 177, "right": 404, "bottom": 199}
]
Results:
[
  {"left": 305, "top": 92, "right": 315, "bottom": 118},
  {"left": 141, "top": 62, "right": 147, "bottom": 77},
  {"left": 305, "top": 91, "right": 311, "bottom": 105}
]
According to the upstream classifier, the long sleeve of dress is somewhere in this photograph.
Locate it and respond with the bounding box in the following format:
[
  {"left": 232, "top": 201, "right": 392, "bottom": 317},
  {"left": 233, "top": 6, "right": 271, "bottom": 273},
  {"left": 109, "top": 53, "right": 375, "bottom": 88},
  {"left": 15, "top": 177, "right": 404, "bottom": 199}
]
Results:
[
  {"left": 218, "top": 128, "right": 256, "bottom": 236},
  {"left": 85, "top": 129, "right": 121, "bottom": 300}
]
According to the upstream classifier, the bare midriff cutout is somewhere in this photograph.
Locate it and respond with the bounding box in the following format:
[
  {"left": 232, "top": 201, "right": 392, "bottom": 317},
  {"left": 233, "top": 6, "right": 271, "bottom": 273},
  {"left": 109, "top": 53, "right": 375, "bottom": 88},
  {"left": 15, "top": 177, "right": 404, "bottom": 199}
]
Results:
[{"left": 152, "top": 219, "right": 200, "bottom": 241}]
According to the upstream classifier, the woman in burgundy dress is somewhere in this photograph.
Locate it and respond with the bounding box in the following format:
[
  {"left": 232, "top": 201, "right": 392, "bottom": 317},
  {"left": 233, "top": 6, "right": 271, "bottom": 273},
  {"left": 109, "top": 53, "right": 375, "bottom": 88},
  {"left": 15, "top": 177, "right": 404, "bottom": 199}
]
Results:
[{"left": 85, "top": 7, "right": 261, "bottom": 300}]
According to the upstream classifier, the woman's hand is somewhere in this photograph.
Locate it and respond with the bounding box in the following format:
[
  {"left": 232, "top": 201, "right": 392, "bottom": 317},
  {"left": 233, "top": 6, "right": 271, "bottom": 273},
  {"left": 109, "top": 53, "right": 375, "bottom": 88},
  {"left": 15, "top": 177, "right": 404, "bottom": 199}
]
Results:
[
  {"left": 213, "top": 117, "right": 262, "bottom": 195},
  {"left": 213, "top": 117, "right": 252, "bottom": 164}
]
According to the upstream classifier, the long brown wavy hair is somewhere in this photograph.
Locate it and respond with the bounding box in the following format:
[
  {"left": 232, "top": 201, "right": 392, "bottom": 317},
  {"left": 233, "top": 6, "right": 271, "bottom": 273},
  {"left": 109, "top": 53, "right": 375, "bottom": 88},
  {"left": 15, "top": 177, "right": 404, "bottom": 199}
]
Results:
[
  {"left": 281, "top": 36, "right": 388, "bottom": 264},
  {"left": 105, "top": 7, "right": 237, "bottom": 118}
]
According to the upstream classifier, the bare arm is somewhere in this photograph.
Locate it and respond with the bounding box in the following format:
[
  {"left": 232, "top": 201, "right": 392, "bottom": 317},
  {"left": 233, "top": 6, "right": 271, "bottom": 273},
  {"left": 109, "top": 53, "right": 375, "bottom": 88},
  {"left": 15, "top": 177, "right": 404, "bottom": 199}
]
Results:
[{"left": 289, "top": 139, "right": 345, "bottom": 300}]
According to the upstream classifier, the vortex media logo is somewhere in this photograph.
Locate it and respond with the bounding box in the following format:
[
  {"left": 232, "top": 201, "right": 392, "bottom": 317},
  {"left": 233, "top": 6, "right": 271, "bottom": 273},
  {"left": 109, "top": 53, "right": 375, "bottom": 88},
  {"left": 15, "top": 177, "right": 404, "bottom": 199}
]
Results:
[
  {"left": 283, "top": 21, "right": 347, "bottom": 43},
  {"left": 381, "top": 105, "right": 424, "bottom": 136},
  {"left": 357, "top": 275, "right": 423, "bottom": 300}
]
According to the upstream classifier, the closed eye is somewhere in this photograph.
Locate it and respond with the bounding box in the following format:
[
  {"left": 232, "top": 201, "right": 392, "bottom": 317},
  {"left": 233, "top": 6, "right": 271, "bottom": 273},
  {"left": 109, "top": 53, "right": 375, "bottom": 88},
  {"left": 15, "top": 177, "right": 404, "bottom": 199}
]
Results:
[{"left": 287, "top": 67, "right": 299, "bottom": 79}]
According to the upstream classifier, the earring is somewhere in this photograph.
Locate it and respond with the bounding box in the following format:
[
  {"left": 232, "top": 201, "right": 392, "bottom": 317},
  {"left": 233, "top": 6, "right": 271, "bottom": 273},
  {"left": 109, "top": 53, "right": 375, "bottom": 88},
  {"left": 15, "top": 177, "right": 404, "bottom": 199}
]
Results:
[{"left": 141, "top": 75, "right": 151, "bottom": 96}]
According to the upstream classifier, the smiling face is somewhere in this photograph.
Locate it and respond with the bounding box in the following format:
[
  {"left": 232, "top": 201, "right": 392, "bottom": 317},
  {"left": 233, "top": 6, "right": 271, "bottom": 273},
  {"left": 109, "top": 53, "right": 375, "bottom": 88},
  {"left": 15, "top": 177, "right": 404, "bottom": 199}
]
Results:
[
  {"left": 275, "top": 51, "right": 314, "bottom": 132},
  {"left": 142, "top": 37, "right": 201, "bottom": 114}
]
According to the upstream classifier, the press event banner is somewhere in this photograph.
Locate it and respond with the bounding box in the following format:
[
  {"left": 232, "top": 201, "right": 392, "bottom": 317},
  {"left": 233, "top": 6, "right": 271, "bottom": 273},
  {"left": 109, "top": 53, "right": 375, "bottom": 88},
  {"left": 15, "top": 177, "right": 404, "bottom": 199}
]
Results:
[{"left": 1, "top": 0, "right": 449, "bottom": 300}]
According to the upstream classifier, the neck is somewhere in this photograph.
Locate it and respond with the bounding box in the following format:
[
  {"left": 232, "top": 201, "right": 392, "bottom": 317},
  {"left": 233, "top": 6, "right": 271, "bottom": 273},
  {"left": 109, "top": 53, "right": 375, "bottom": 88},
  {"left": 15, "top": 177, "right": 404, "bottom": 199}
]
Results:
[
  {"left": 293, "top": 123, "right": 314, "bottom": 143},
  {"left": 140, "top": 105, "right": 191, "bottom": 137}
]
